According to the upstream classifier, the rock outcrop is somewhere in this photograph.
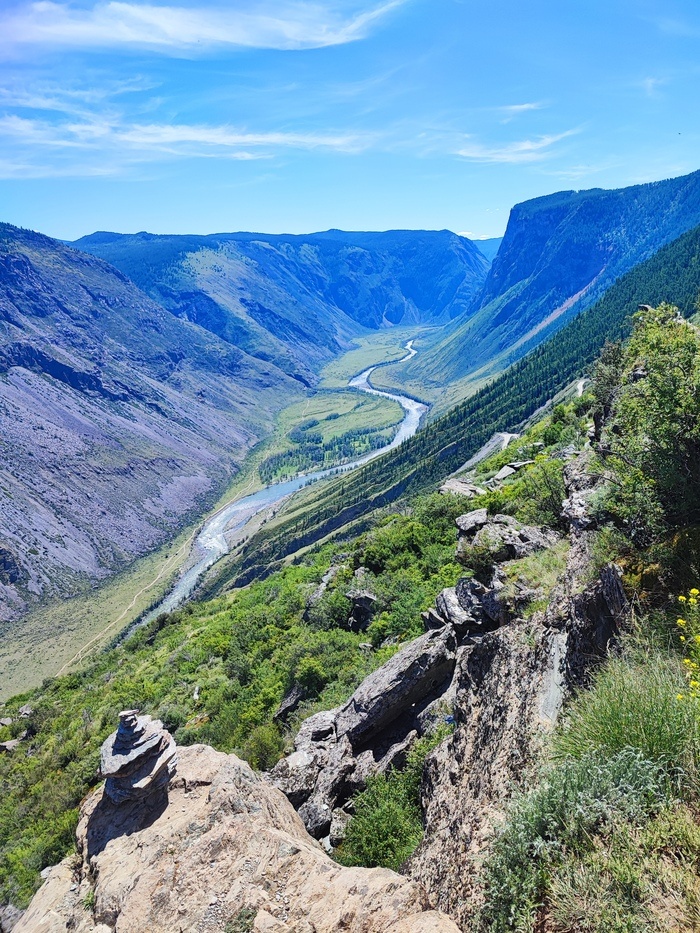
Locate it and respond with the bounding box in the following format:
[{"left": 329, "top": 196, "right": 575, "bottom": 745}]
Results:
[
  {"left": 405, "top": 449, "right": 627, "bottom": 926},
  {"left": 15, "top": 744, "right": 460, "bottom": 933},
  {"left": 100, "top": 710, "right": 177, "bottom": 805},
  {"left": 271, "top": 626, "right": 458, "bottom": 841}
]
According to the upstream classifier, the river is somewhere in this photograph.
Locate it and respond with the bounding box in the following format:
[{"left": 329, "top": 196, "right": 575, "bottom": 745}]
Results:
[{"left": 143, "top": 340, "right": 427, "bottom": 619}]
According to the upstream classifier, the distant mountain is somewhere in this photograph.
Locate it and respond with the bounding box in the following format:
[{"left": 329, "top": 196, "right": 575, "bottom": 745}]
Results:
[
  {"left": 0, "top": 224, "right": 305, "bottom": 620},
  {"left": 216, "top": 222, "right": 700, "bottom": 587},
  {"left": 471, "top": 237, "right": 503, "bottom": 262},
  {"left": 72, "top": 229, "right": 490, "bottom": 380},
  {"left": 381, "top": 170, "right": 700, "bottom": 406}
]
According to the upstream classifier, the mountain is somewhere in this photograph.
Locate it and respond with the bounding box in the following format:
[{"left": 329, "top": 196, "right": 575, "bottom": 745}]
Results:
[
  {"left": 0, "top": 224, "right": 306, "bottom": 622},
  {"left": 72, "top": 229, "right": 490, "bottom": 382},
  {"left": 471, "top": 237, "right": 502, "bottom": 262},
  {"left": 380, "top": 170, "right": 700, "bottom": 406},
  {"left": 212, "top": 221, "right": 700, "bottom": 588}
]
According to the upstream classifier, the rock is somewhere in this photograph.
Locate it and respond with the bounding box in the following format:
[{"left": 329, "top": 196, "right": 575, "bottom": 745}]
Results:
[
  {"left": 273, "top": 683, "right": 306, "bottom": 723},
  {"left": 439, "top": 478, "right": 487, "bottom": 498},
  {"left": 470, "top": 519, "right": 558, "bottom": 564},
  {"left": 455, "top": 508, "right": 489, "bottom": 536},
  {"left": 271, "top": 627, "right": 458, "bottom": 836},
  {"left": 18, "top": 705, "right": 32, "bottom": 718},
  {"left": 14, "top": 744, "right": 460, "bottom": 933},
  {"left": 405, "top": 449, "right": 628, "bottom": 927},
  {"left": 0, "top": 738, "right": 22, "bottom": 754},
  {"left": 507, "top": 460, "right": 535, "bottom": 470},
  {"left": 0, "top": 718, "right": 13, "bottom": 728},
  {"left": 491, "top": 465, "right": 516, "bottom": 482},
  {"left": 345, "top": 589, "right": 377, "bottom": 632},
  {"left": 100, "top": 710, "right": 177, "bottom": 805},
  {"left": 0, "top": 904, "right": 23, "bottom": 932},
  {"left": 329, "top": 807, "right": 353, "bottom": 847}
]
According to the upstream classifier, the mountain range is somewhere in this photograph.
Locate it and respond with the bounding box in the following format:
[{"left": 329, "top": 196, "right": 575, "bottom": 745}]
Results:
[
  {"left": 377, "top": 169, "right": 700, "bottom": 409},
  {"left": 0, "top": 225, "right": 488, "bottom": 622}
]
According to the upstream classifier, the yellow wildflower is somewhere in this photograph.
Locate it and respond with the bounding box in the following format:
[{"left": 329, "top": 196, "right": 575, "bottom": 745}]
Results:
[
  {"left": 677, "top": 694, "right": 686, "bottom": 700},
  {"left": 690, "top": 681, "right": 700, "bottom": 689},
  {"left": 677, "top": 619, "right": 687, "bottom": 626},
  {"left": 695, "top": 635, "right": 700, "bottom": 644},
  {"left": 680, "top": 635, "right": 686, "bottom": 642},
  {"left": 679, "top": 595, "right": 687, "bottom": 602},
  {"left": 684, "top": 659, "right": 692, "bottom": 666},
  {"left": 690, "top": 598, "right": 698, "bottom": 606},
  {"left": 690, "top": 588, "right": 700, "bottom": 597}
]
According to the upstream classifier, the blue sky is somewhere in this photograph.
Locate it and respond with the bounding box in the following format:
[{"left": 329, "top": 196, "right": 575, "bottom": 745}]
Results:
[{"left": 0, "top": 0, "right": 699, "bottom": 239}]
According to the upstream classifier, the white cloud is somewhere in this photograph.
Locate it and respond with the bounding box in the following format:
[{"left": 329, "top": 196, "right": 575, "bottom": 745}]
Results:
[
  {"left": 456, "top": 129, "right": 579, "bottom": 164},
  {"left": 498, "top": 101, "right": 545, "bottom": 123},
  {"left": 0, "top": 110, "right": 372, "bottom": 176},
  {"left": 1, "top": 0, "right": 407, "bottom": 53}
]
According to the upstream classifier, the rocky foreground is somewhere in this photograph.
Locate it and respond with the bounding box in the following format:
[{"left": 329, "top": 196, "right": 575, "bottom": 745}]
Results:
[{"left": 15, "top": 733, "right": 458, "bottom": 933}]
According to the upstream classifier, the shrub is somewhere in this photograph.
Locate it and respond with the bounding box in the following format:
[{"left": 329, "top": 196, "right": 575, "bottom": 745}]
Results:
[
  {"left": 554, "top": 656, "right": 700, "bottom": 796},
  {"left": 241, "top": 723, "right": 284, "bottom": 771},
  {"left": 477, "top": 749, "right": 670, "bottom": 932}
]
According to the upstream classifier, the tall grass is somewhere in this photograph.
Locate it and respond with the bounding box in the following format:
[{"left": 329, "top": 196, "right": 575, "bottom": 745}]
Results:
[{"left": 554, "top": 655, "right": 700, "bottom": 796}]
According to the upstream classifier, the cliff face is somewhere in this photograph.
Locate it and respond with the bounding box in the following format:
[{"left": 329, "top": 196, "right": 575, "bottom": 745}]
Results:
[
  {"left": 383, "top": 169, "right": 700, "bottom": 400},
  {"left": 14, "top": 743, "right": 459, "bottom": 933},
  {"left": 406, "top": 450, "right": 626, "bottom": 925}
]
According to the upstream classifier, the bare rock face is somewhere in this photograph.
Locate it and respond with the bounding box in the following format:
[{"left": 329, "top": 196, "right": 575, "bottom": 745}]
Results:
[
  {"left": 0, "top": 904, "right": 23, "bottom": 932},
  {"left": 405, "top": 450, "right": 627, "bottom": 927},
  {"left": 271, "top": 626, "right": 458, "bottom": 840},
  {"left": 15, "top": 744, "right": 459, "bottom": 933},
  {"left": 100, "top": 710, "right": 177, "bottom": 805}
]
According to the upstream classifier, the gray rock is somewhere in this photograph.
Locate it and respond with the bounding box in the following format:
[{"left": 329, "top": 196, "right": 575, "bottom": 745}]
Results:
[
  {"left": 455, "top": 509, "right": 489, "bottom": 536},
  {"left": 0, "top": 904, "right": 23, "bottom": 932},
  {"left": 0, "top": 718, "right": 12, "bottom": 728},
  {"left": 439, "top": 479, "right": 487, "bottom": 498},
  {"left": 334, "top": 627, "right": 457, "bottom": 745},
  {"left": 492, "top": 465, "right": 516, "bottom": 482},
  {"left": 273, "top": 683, "right": 306, "bottom": 723},
  {"left": 271, "top": 628, "right": 457, "bottom": 836},
  {"left": 329, "top": 807, "right": 353, "bottom": 847},
  {"left": 100, "top": 710, "right": 177, "bottom": 805},
  {"left": 345, "top": 589, "right": 377, "bottom": 632},
  {"left": 18, "top": 705, "right": 32, "bottom": 718},
  {"left": 471, "top": 520, "right": 558, "bottom": 563}
]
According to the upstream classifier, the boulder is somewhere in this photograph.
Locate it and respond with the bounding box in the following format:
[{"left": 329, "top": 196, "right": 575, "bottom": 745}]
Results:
[
  {"left": 271, "top": 628, "right": 458, "bottom": 837},
  {"left": 439, "top": 478, "right": 487, "bottom": 498},
  {"left": 491, "top": 465, "right": 516, "bottom": 482},
  {"left": 273, "top": 683, "right": 306, "bottom": 723},
  {"left": 14, "top": 744, "right": 460, "bottom": 933},
  {"left": 345, "top": 589, "right": 378, "bottom": 632},
  {"left": 0, "top": 718, "right": 12, "bottom": 728},
  {"left": 470, "top": 519, "right": 558, "bottom": 563},
  {"left": 100, "top": 710, "right": 176, "bottom": 805},
  {"left": 455, "top": 508, "right": 489, "bottom": 536},
  {"left": 0, "top": 904, "right": 23, "bottom": 932}
]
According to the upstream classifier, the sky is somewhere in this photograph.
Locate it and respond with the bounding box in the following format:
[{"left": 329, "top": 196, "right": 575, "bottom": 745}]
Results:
[{"left": 0, "top": 0, "right": 699, "bottom": 240}]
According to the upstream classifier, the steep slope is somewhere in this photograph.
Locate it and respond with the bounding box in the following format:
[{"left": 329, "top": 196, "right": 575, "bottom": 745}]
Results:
[
  {"left": 72, "top": 229, "right": 489, "bottom": 382},
  {"left": 210, "top": 222, "right": 700, "bottom": 589},
  {"left": 471, "top": 236, "right": 502, "bottom": 262},
  {"left": 381, "top": 169, "right": 700, "bottom": 402},
  {"left": 0, "top": 224, "right": 304, "bottom": 622}
]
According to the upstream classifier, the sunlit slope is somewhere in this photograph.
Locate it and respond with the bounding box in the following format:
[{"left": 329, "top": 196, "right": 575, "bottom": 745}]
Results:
[
  {"left": 376, "top": 170, "right": 700, "bottom": 408},
  {"left": 208, "top": 222, "right": 700, "bottom": 591}
]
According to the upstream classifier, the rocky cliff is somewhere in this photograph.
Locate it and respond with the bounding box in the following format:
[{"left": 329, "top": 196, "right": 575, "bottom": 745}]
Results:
[{"left": 14, "top": 741, "right": 458, "bottom": 933}]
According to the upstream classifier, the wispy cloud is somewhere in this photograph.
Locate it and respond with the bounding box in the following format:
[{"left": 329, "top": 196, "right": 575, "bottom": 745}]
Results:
[
  {"left": 0, "top": 108, "right": 372, "bottom": 177},
  {"left": 498, "top": 101, "right": 546, "bottom": 123},
  {"left": 1, "top": 0, "right": 407, "bottom": 54},
  {"left": 456, "top": 129, "right": 579, "bottom": 164}
]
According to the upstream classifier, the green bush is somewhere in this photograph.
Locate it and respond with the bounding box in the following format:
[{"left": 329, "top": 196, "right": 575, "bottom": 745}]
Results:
[
  {"left": 554, "top": 656, "right": 700, "bottom": 796},
  {"left": 241, "top": 723, "right": 284, "bottom": 771},
  {"left": 336, "top": 727, "right": 451, "bottom": 871},
  {"left": 477, "top": 749, "right": 670, "bottom": 933}
]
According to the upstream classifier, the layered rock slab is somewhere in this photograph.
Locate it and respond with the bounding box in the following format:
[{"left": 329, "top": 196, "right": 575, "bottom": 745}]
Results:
[{"left": 15, "top": 744, "right": 459, "bottom": 933}]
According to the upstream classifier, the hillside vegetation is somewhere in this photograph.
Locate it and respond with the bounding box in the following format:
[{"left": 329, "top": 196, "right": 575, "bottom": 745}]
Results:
[
  {"left": 202, "top": 223, "right": 700, "bottom": 594},
  {"left": 377, "top": 169, "right": 700, "bottom": 407}
]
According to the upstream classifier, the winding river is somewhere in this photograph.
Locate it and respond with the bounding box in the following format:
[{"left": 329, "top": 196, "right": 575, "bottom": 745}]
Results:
[{"left": 143, "top": 341, "right": 427, "bottom": 619}]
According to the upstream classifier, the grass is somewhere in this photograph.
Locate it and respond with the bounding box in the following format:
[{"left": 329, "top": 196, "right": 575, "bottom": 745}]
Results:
[
  {"left": 500, "top": 540, "right": 570, "bottom": 616},
  {"left": 318, "top": 326, "right": 428, "bottom": 389},
  {"left": 554, "top": 656, "right": 700, "bottom": 795}
]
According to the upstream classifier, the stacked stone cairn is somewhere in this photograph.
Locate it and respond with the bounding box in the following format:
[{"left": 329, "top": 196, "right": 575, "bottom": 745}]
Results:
[{"left": 100, "top": 710, "right": 177, "bottom": 804}]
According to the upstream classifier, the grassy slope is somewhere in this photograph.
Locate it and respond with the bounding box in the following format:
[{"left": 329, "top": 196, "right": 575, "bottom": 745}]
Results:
[{"left": 214, "top": 224, "right": 700, "bottom": 591}]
